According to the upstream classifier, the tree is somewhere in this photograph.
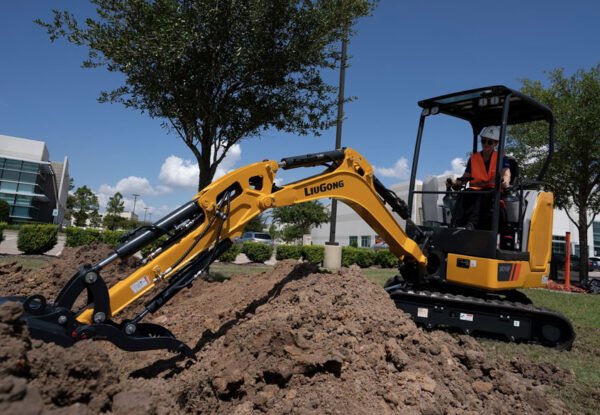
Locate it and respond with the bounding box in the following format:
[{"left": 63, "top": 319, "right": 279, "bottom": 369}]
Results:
[
  {"left": 0, "top": 199, "right": 10, "bottom": 223},
  {"left": 245, "top": 214, "right": 266, "bottom": 233},
  {"left": 88, "top": 209, "right": 102, "bottom": 228},
  {"left": 72, "top": 186, "right": 100, "bottom": 227},
  {"left": 272, "top": 201, "right": 329, "bottom": 243},
  {"left": 103, "top": 192, "right": 127, "bottom": 230},
  {"left": 509, "top": 65, "right": 600, "bottom": 281},
  {"left": 37, "top": 0, "right": 375, "bottom": 191}
]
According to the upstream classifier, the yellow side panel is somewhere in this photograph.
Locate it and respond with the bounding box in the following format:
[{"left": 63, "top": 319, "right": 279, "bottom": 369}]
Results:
[
  {"left": 528, "top": 192, "right": 553, "bottom": 272},
  {"left": 446, "top": 254, "right": 547, "bottom": 290}
]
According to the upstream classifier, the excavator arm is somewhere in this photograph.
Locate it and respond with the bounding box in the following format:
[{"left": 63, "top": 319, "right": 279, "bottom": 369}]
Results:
[{"left": 3, "top": 148, "right": 426, "bottom": 354}]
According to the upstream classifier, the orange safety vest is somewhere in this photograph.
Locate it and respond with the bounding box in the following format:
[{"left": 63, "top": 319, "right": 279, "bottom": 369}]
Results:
[{"left": 470, "top": 151, "right": 497, "bottom": 190}]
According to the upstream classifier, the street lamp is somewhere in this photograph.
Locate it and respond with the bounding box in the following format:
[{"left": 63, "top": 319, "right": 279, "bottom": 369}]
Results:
[
  {"left": 328, "top": 28, "right": 348, "bottom": 246},
  {"left": 132, "top": 194, "right": 140, "bottom": 220},
  {"left": 143, "top": 207, "right": 148, "bottom": 223}
]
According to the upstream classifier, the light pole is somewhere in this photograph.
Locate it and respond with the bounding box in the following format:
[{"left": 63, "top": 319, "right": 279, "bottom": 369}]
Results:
[
  {"left": 132, "top": 194, "right": 140, "bottom": 220},
  {"left": 328, "top": 28, "right": 348, "bottom": 246},
  {"left": 143, "top": 207, "right": 148, "bottom": 223}
]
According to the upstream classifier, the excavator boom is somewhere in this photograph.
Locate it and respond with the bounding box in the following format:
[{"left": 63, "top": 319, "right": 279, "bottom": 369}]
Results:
[{"left": 2, "top": 148, "right": 427, "bottom": 354}]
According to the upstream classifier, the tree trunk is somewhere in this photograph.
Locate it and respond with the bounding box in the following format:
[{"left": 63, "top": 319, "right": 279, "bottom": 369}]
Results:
[{"left": 578, "top": 207, "right": 589, "bottom": 283}]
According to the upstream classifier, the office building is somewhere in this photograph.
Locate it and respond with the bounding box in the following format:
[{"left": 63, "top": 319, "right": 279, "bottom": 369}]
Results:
[{"left": 0, "top": 134, "right": 69, "bottom": 224}]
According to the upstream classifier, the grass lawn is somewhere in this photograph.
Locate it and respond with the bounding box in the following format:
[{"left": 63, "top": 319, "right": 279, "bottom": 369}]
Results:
[
  {"left": 481, "top": 289, "right": 600, "bottom": 415},
  {"left": 0, "top": 254, "right": 50, "bottom": 270},
  {"left": 2, "top": 257, "right": 598, "bottom": 413}
]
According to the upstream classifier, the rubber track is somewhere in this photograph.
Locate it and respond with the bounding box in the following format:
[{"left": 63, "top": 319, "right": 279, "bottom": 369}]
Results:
[{"left": 386, "top": 286, "right": 575, "bottom": 350}]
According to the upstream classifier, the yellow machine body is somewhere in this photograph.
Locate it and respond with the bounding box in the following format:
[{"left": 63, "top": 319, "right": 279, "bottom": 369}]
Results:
[{"left": 445, "top": 192, "right": 554, "bottom": 291}]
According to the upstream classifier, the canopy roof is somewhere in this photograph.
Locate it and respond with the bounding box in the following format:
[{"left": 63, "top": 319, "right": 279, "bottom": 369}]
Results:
[{"left": 418, "top": 85, "right": 553, "bottom": 128}]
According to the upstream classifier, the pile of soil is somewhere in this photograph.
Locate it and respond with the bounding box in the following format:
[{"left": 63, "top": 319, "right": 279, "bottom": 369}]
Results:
[{"left": 0, "top": 245, "right": 572, "bottom": 414}]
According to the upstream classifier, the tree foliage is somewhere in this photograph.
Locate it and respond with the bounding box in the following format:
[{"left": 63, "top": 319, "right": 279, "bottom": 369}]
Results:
[
  {"left": 103, "top": 191, "right": 128, "bottom": 230},
  {"left": 37, "top": 0, "right": 375, "bottom": 190},
  {"left": 72, "top": 185, "right": 100, "bottom": 227},
  {"left": 0, "top": 199, "right": 10, "bottom": 223},
  {"left": 508, "top": 65, "right": 600, "bottom": 280},
  {"left": 272, "top": 201, "right": 329, "bottom": 243},
  {"left": 244, "top": 214, "right": 266, "bottom": 233}
]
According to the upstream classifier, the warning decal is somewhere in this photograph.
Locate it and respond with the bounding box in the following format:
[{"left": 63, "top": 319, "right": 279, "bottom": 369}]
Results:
[{"left": 130, "top": 275, "right": 151, "bottom": 294}]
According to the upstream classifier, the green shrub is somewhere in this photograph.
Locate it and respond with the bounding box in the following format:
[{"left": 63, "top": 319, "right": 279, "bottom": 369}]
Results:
[
  {"left": 342, "top": 246, "right": 375, "bottom": 268},
  {"left": 0, "top": 221, "right": 6, "bottom": 242},
  {"left": 301, "top": 245, "right": 325, "bottom": 265},
  {"left": 101, "top": 230, "right": 128, "bottom": 248},
  {"left": 65, "top": 227, "right": 102, "bottom": 247},
  {"left": 242, "top": 242, "right": 273, "bottom": 263},
  {"left": 374, "top": 249, "right": 399, "bottom": 268},
  {"left": 17, "top": 224, "right": 58, "bottom": 254},
  {"left": 0, "top": 200, "right": 9, "bottom": 222},
  {"left": 219, "top": 243, "right": 242, "bottom": 262},
  {"left": 276, "top": 244, "right": 302, "bottom": 261}
]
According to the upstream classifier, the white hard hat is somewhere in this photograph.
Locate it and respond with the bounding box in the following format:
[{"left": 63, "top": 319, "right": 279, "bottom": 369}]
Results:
[{"left": 480, "top": 126, "right": 500, "bottom": 141}]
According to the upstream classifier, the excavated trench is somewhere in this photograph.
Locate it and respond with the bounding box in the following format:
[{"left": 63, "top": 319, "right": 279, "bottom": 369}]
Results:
[{"left": 0, "top": 244, "right": 572, "bottom": 414}]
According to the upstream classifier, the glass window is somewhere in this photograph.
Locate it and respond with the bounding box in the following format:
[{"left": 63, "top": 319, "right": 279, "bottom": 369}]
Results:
[
  {"left": 15, "top": 195, "right": 33, "bottom": 206},
  {"left": 593, "top": 222, "right": 600, "bottom": 252},
  {"left": 361, "top": 235, "right": 371, "bottom": 248},
  {"left": 19, "top": 172, "right": 38, "bottom": 184},
  {"left": 4, "top": 159, "right": 21, "bottom": 170},
  {"left": 21, "top": 162, "right": 40, "bottom": 173},
  {"left": 1, "top": 169, "right": 20, "bottom": 181},
  {"left": 552, "top": 241, "right": 565, "bottom": 255},
  {"left": 349, "top": 236, "right": 358, "bottom": 247},
  {"left": 18, "top": 183, "right": 35, "bottom": 193},
  {"left": 12, "top": 206, "right": 31, "bottom": 218},
  {"left": 0, "top": 181, "right": 18, "bottom": 192},
  {"left": 0, "top": 193, "right": 15, "bottom": 204}
]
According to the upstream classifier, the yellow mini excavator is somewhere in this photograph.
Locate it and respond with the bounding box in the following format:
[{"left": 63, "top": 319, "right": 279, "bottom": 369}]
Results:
[{"left": 0, "top": 86, "right": 574, "bottom": 355}]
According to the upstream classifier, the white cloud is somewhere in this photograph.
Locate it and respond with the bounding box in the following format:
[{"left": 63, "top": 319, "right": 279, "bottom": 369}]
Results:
[
  {"left": 158, "top": 156, "right": 198, "bottom": 188},
  {"left": 159, "top": 144, "right": 242, "bottom": 188},
  {"left": 96, "top": 176, "right": 171, "bottom": 214},
  {"left": 439, "top": 157, "right": 466, "bottom": 177},
  {"left": 99, "top": 176, "right": 170, "bottom": 197},
  {"left": 374, "top": 157, "right": 410, "bottom": 179}
]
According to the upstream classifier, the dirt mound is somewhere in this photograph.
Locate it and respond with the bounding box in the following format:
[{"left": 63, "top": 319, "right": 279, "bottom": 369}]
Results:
[
  {"left": 0, "top": 243, "right": 139, "bottom": 300},
  {"left": 0, "top": 250, "right": 572, "bottom": 414}
]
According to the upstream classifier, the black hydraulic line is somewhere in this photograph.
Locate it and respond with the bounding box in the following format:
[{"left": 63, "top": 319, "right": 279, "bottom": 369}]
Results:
[
  {"left": 280, "top": 149, "right": 346, "bottom": 170},
  {"left": 108, "top": 201, "right": 203, "bottom": 262},
  {"left": 373, "top": 176, "right": 409, "bottom": 220},
  {"left": 139, "top": 239, "right": 233, "bottom": 318}
]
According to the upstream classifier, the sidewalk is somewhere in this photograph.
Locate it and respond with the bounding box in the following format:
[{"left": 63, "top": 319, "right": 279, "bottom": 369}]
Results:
[{"left": 0, "top": 230, "right": 65, "bottom": 256}]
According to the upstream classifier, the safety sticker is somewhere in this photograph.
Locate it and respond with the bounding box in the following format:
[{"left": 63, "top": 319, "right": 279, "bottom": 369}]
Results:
[
  {"left": 459, "top": 313, "right": 474, "bottom": 322},
  {"left": 513, "top": 320, "right": 521, "bottom": 327},
  {"left": 130, "top": 275, "right": 150, "bottom": 294},
  {"left": 470, "top": 260, "right": 477, "bottom": 268},
  {"left": 541, "top": 275, "right": 549, "bottom": 284},
  {"left": 417, "top": 307, "right": 429, "bottom": 318}
]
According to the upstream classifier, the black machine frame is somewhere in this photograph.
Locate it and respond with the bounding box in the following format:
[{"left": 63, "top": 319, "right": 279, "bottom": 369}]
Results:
[{"left": 406, "top": 85, "right": 555, "bottom": 259}]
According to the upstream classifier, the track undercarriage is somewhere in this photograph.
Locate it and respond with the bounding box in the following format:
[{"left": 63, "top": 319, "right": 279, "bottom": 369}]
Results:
[{"left": 384, "top": 276, "right": 575, "bottom": 350}]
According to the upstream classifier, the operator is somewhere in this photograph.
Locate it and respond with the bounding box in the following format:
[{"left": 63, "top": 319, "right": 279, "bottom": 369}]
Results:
[{"left": 447, "top": 126, "right": 510, "bottom": 230}]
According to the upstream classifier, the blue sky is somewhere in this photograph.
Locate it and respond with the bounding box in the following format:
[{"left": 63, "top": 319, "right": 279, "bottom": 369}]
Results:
[{"left": 1, "top": 1, "right": 600, "bottom": 220}]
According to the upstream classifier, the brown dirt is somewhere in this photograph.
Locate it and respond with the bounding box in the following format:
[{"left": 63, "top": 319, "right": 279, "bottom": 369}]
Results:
[{"left": 0, "top": 244, "right": 573, "bottom": 414}]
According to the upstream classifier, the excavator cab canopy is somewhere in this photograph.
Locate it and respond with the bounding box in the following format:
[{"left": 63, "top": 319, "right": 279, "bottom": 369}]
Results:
[
  {"left": 407, "top": 85, "right": 555, "bottom": 261},
  {"left": 417, "top": 85, "right": 554, "bottom": 127}
]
